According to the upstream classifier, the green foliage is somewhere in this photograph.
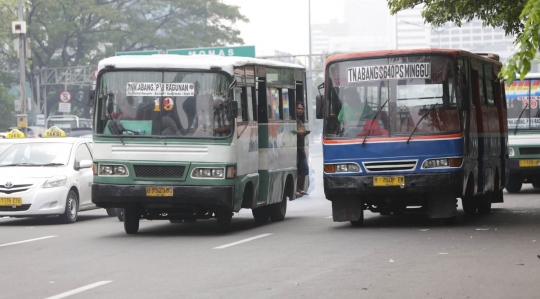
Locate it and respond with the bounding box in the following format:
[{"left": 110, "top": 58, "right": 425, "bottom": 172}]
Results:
[
  {"left": 387, "top": 0, "right": 539, "bottom": 83},
  {"left": 0, "top": 84, "right": 16, "bottom": 131}
]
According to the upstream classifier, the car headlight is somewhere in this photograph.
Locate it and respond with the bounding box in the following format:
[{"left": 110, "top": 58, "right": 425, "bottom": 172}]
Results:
[
  {"left": 422, "top": 158, "right": 463, "bottom": 169},
  {"left": 191, "top": 167, "right": 225, "bottom": 179},
  {"left": 324, "top": 163, "right": 361, "bottom": 173},
  {"left": 98, "top": 164, "right": 128, "bottom": 176},
  {"left": 43, "top": 175, "right": 67, "bottom": 188},
  {"left": 508, "top": 148, "right": 515, "bottom": 157}
]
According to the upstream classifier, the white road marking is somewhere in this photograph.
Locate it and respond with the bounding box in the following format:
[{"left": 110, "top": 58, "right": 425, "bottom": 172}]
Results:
[
  {"left": 0, "top": 235, "right": 57, "bottom": 248},
  {"left": 44, "top": 281, "right": 112, "bottom": 299},
  {"left": 214, "top": 233, "right": 273, "bottom": 249}
]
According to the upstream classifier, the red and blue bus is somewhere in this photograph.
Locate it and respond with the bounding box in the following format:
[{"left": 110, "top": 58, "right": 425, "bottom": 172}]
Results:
[{"left": 316, "top": 49, "right": 508, "bottom": 225}]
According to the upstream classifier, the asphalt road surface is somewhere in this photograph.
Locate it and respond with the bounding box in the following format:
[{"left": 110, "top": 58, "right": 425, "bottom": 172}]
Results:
[{"left": 1, "top": 150, "right": 540, "bottom": 298}]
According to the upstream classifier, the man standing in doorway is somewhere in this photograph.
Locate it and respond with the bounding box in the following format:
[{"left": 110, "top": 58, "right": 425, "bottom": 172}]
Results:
[{"left": 296, "top": 102, "right": 310, "bottom": 197}]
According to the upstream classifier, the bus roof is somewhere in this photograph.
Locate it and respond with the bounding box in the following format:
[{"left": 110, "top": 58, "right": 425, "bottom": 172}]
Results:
[
  {"left": 97, "top": 54, "right": 305, "bottom": 76},
  {"left": 326, "top": 48, "right": 502, "bottom": 66}
]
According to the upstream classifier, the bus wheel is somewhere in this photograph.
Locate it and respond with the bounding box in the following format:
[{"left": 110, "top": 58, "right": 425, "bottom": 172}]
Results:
[
  {"left": 461, "top": 196, "right": 477, "bottom": 215},
  {"left": 252, "top": 207, "right": 270, "bottom": 224},
  {"left": 350, "top": 210, "right": 364, "bottom": 227},
  {"left": 268, "top": 191, "right": 287, "bottom": 222},
  {"left": 124, "top": 209, "right": 140, "bottom": 234},
  {"left": 477, "top": 193, "right": 492, "bottom": 214},
  {"left": 106, "top": 208, "right": 117, "bottom": 217},
  {"left": 505, "top": 176, "right": 522, "bottom": 193},
  {"left": 117, "top": 208, "right": 124, "bottom": 222},
  {"left": 216, "top": 209, "right": 232, "bottom": 233}
]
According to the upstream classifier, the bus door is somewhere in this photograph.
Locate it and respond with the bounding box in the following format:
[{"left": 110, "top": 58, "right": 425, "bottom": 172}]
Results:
[{"left": 471, "top": 59, "right": 486, "bottom": 194}]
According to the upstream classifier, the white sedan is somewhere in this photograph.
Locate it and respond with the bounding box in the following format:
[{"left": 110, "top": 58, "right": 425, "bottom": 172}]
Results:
[{"left": 0, "top": 137, "right": 113, "bottom": 223}]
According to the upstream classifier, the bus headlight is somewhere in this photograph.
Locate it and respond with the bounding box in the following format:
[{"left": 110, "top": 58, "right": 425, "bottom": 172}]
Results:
[
  {"left": 422, "top": 158, "right": 463, "bottom": 169},
  {"left": 98, "top": 164, "right": 129, "bottom": 176},
  {"left": 508, "top": 148, "right": 515, "bottom": 157},
  {"left": 192, "top": 167, "right": 225, "bottom": 179},
  {"left": 324, "top": 163, "right": 361, "bottom": 173}
]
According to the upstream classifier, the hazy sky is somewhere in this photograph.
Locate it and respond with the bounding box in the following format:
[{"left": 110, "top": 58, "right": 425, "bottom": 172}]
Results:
[{"left": 222, "top": 0, "right": 344, "bottom": 57}]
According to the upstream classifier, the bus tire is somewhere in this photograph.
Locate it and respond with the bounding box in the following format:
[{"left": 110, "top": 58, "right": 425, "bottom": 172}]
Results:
[
  {"left": 216, "top": 209, "right": 232, "bottom": 233},
  {"left": 505, "top": 176, "right": 522, "bottom": 193},
  {"left": 269, "top": 196, "right": 287, "bottom": 222},
  {"left": 477, "top": 193, "right": 492, "bottom": 214},
  {"left": 106, "top": 208, "right": 117, "bottom": 217},
  {"left": 117, "top": 208, "right": 124, "bottom": 222},
  {"left": 350, "top": 210, "right": 364, "bottom": 227},
  {"left": 461, "top": 195, "right": 477, "bottom": 215},
  {"left": 252, "top": 207, "right": 270, "bottom": 224},
  {"left": 124, "top": 209, "right": 140, "bottom": 234}
]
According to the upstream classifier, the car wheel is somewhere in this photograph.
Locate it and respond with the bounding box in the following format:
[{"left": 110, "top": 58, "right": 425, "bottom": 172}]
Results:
[
  {"left": 117, "top": 208, "right": 124, "bottom": 222},
  {"left": 59, "top": 190, "right": 78, "bottom": 224},
  {"left": 124, "top": 208, "right": 139, "bottom": 234},
  {"left": 216, "top": 209, "right": 232, "bottom": 233},
  {"left": 106, "top": 208, "right": 117, "bottom": 217},
  {"left": 505, "top": 176, "right": 522, "bottom": 193}
]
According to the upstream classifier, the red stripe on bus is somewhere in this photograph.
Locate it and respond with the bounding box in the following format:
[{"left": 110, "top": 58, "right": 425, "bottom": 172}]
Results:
[{"left": 323, "top": 133, "right": 464, "bottom": 144}]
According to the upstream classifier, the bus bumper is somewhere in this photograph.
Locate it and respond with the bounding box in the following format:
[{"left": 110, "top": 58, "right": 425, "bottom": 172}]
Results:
[
  {"left": 324, "top": 172, "right": 463, "bottom": 198},
  {"left": 91, "top": 184, "right": 235, "bottom": 209}
]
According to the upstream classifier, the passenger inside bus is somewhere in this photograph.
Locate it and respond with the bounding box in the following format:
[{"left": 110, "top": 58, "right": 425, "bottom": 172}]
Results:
[
  {"left": 337, "top": 88, "right": 374, "bottom": 123},
  {"left": 212, "top": 98, "right": 231, "bottom": 136}
]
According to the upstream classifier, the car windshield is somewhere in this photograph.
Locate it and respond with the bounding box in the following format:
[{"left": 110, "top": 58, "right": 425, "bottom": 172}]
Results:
[
  {"left": 505, "top": 79, "right": 540, "bottom": 130},
  {"left": 324, "top": 55, "right": 459, "bottom": 139},
  {"left": 95, "top": 71, "right": 232, "bottom": 138},
  {"left": 0, "top": 143, "right": 72, "bottom": 166}
]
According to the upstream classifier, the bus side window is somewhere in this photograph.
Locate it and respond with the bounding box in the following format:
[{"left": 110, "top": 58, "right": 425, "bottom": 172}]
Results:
[
  {"left": 478, "top": 63, "right": 487, "bottom": 105},
  {"left": 236, "top": 87, "right": 247, "bottom": 121},
  {"left": 248, "top": 87, "right": 257, "bottom": 121},
  {"left": 287, "top": 88, "right": 296, "bottom": 120},
  {"left": 484, "top": 64, "right": 495, "bottom": 106},
  {"left": 267, "top": 87, "right": 280, "bottom": 120}
]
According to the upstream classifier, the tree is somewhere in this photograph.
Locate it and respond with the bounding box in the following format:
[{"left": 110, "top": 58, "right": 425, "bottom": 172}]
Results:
[
  {"left": 387, "top": 0, "right": 538, "bottom": 83},
  {"left": 0, "top": 0, "right": 247, "bottom": 116},
  {"left": 0, "top": 84, "right": 16, "bottom": 131}
]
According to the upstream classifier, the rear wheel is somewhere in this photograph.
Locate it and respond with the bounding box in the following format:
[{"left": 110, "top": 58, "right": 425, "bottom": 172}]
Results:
[
  {"left": 505, "top": 176, "right": 523, "bottom": 193},
  {"left": 59, "top": 190, "right": 78, "bottom": 224},
  {"left": 116, "top": 208, "right": 124, "bottom": 222},
  {"left": 123, "top": 208, "right": 140, "bottom": 234},
  {"left": 106, "top": 208, "right": 117, "bottom": 217},
  {"left": 268, "top": 190, "right": 288, "bottom": 222},
  {"left": 216, "top": 209, "right": 232, "bottom": 233}
]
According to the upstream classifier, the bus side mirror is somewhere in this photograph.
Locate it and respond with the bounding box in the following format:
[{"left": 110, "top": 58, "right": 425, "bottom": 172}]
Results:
[
  {"left": 228, "top": 101, "right": 239, "bottom": 118},
  {"left": 87, "top": 89, "right": 95, "bottom": 107},
  {"left": 316, "top": 95, "right": 324, "bottom": 119}
]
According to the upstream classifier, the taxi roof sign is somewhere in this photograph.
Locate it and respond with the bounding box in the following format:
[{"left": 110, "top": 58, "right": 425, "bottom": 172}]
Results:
[
  {"left": 6, "top": 129, "right": 25, "bottom": 138},
  {"left": 43, "top": 126, "right": 66, "bottom": 138}
]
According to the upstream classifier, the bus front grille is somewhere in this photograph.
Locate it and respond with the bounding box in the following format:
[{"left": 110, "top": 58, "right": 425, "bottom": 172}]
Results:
[
  {"left": 519, "top": 147, "right": 540, "bottom": 155},
  {"left": 363, "top": 160, "right": 417, "bottom": 172},
  {"left": 133, "top": 165, "right": 186, "bottom": 178}
]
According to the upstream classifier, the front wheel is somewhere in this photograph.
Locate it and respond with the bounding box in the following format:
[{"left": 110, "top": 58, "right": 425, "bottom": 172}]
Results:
[
  {"left": 59, "top": 190, "right": 78, "bottom": 224},
  {"left": 350, "top": 209, "right": 364, "bottom": 227},
  {"left": 252, "top": 207, "right": 270, "bottom": 224},
  {"left": 477, "top": 193, "right": 492, "bottom": 214},
  {"left": 216, "top": 209, "right": 232, "bottom": 233},
  {"left": 268, "top": 190, "right": 288, "bottom": 222},
  {"left": 124, "top": 209, "right": 140, "bottom": 234},
  {"left": 505, "top": 176, "right": 523, "bottom": 193},
  {"left": 106, "top": 208, "right": 117, "bottom": 217},
  {"left": 461, "top": 196, "right": 477, "bottom": 215},
  {"left": 116, "top": 208, "right": 124, "bottom": 222}
]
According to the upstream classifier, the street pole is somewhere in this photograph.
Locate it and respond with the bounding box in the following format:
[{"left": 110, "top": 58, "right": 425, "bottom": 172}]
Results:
[
  {"left": 307, "top": 0, "right": 313, "bottom": 134},
  {"left": 18, "top": 0, "right": 26, "bottom": 135}
]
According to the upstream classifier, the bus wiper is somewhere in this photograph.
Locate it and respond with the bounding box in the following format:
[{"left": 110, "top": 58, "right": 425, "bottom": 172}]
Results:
[
  {"left": 362, "top": 99, "right": 389, "bottom": 146},
  {"left": 0, "top": 163, "right": 38, "bottom": 167},
  {"left": 513, "top": 105, "right": 528, "bottom": 135},
  {"left": 40, "top": 163, "right": 64, "bottom": 166},
  {"left": 406, "top": 103, "right": 439, "bottom": 144}
]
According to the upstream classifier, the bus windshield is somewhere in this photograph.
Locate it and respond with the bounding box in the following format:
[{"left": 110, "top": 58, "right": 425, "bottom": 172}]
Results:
[
  {"left": 505, "top": 79, "right": 540, "bottom": 130},
  {"left": 95, "top": 71, "right": 232, "bottom": 138},
  {"left": 324, "top": 55, "right": 459, "bottom": 139}
]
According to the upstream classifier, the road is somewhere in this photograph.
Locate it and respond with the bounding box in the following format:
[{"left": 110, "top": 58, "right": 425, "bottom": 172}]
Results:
[{"left": 1, "top": 149, "right": 540, "bottom": 298}]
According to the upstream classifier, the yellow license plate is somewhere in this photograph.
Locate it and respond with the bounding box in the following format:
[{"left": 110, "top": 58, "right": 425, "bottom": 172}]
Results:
[
  {"left": 519, "top": 160, "right": 540, "bottom": 167},
  {"left": 146, "top": 187, "right": 173, "bottom": 197},
  {"left": 373, "top": 176, "right": 405, "bottom": 186},
  {"left": 0, "top": 197, "right": 22, "bottom": 206}
]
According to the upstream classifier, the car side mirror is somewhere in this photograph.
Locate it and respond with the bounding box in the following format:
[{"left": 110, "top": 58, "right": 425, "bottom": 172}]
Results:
[
  {"left": 316, "top": 95, "right": 324, "bottom": 119},
  {"left": 77, "top": 159, "right": 93, "bottom": 170},
  {"left": 228, "top": 101, "right": 239, "bottom": 118}
]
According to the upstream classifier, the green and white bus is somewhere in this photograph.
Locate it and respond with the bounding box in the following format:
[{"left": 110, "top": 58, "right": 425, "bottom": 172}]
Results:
[
  {"left": 505, "top": 73, "right": 540, "bottom": 192},
  {"left": 88, "top": 54, "right": 308, "bottom": 234}
]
